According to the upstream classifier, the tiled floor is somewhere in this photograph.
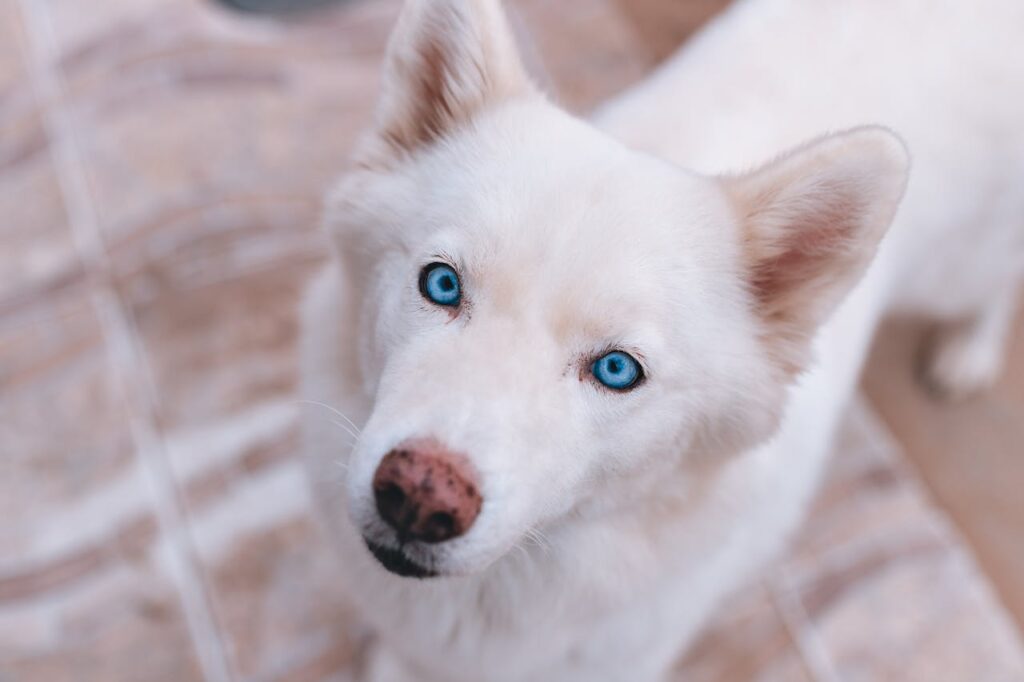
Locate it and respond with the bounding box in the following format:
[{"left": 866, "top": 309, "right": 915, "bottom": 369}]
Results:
[
  {"left": 679, "top": 402, "right": 1024, "bottom": 682},
  {"left": 864, "top": 313, "right": 1024, "bottom": 633},
  {"left": 1, "top": 1, "right": 1022, "bottom": 681}
]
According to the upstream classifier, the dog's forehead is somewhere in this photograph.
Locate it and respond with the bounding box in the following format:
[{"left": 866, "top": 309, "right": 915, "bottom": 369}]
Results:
[
  {"left": 396, "top": 102, "right": 735, "bottom": 343},
  {"left": 418, "top": 112, "right": 724, "bottom": 338},
  {"left": 428, "top": 106, "right": 706, "bottom": 257}
]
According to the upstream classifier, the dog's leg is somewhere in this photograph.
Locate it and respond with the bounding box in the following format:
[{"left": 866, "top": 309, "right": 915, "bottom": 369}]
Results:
[{"left": 920, "top": 282, "right": 1021, "bottom": 400}]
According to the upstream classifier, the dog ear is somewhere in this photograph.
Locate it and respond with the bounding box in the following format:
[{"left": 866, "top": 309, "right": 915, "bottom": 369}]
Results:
[
  {"left": 369, "top": 0, "right": 532, "bottom": 159},
  {"left": 725, "top": 127, "right": 909, "bottom": 376}
]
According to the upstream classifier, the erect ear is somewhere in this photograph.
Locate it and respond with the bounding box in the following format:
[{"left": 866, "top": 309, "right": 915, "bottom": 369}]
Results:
[
  {"left": 724, "top": 126, "right": 909, "bottom": 376},
  {"left": 370, "top": 0, "right": 532, "bottom": 158}
]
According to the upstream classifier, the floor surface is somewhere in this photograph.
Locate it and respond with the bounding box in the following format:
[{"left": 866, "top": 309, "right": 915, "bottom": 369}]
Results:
[{"left": 1, "top": 1, "right": 1022, "bottom": 680}]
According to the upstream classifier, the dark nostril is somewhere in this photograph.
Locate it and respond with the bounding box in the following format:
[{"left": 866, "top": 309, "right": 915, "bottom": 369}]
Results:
[
  {"left": 374, "top": 482, "right": 408, "bottom": 526},
  {"left": 421, "top": 511, "right": 457, "bottom": 544}
]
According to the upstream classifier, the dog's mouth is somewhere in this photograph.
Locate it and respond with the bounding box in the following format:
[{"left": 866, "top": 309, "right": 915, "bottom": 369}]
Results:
[{"left": 365, "top": 540, "right": 438, "bottom": 579}]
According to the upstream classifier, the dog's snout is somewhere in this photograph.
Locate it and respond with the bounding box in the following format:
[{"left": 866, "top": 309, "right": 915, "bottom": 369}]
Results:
[{"left": 372, "top": 440, "right": 483, "bottom": 544}]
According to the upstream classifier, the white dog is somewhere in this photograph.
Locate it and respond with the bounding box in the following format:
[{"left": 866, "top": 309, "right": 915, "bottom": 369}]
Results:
[{"left": 301, "top": 0, "right": 1024, "bottom": 679}]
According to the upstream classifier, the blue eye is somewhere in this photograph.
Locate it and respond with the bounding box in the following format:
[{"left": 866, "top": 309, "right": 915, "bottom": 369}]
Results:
[
  {"left": 591, "top": 351, "right": 643, "bottom": 391},
  {"left": 419, "top": 262, "right": 462, "bottom": 307}
]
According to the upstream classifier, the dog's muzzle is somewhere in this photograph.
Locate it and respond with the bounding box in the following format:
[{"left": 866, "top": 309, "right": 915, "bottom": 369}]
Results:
[{"left": 362, "top": 438, "right": 483, "bottom": 579}]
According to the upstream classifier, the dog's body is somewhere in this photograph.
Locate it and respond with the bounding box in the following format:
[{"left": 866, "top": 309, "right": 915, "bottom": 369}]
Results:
[{"left": 301, "top": 1, "right": 1024, "bottom": 680}]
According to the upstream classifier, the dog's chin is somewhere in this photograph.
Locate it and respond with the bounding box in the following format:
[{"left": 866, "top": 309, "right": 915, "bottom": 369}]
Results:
[{"left": 364, "top": 540, "right": 438, "bottom": 579}]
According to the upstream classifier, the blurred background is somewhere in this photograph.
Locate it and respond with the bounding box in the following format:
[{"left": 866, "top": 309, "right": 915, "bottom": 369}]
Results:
[{"left": 1, "top": 0, "right": 1022, "bottom": 680}]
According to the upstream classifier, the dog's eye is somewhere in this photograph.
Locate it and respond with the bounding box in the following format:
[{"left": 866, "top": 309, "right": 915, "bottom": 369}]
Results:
[
  {"left": 419, "top": 262, "right": 462, "bottom": 307},
  {"left": 591, "top": 351, "right": 643, "bottom": 391}
]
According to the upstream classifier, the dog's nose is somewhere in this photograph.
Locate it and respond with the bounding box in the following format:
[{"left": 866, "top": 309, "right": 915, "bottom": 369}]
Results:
[{"left": 372, "top": 440, "right": 482, "bottom": 544}]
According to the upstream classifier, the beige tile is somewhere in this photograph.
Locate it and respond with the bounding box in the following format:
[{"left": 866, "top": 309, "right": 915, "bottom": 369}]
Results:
[
  {"left": 512, "top": 0, "right": 656, "bottom": 111},
  {"left": 0, "top": 111, "right": 81, "bottom": 310},
  {"left": 71, "top": 57, "right": 378, "bottom": 245},
  {"left": 778, "top": 403, "right": 1024, "bottom": 681},
  {"left": 108, "top": 194, "right": 323, "bottom": 300},
  {"left": 788, "top": 539, "right": 1024, "bottom": 682},
  {"left": 0, "top": 292, "right": 205, "bottom": 682},
  {"left": 674, "top": 583, "right": 812, "bottom": 682},
  {"left": 175, "top": 447, "right": 354, "bottom": 681},
  {"left": 0, "top": 291, "right": 133, "bottom": 566},
  {"left": 0, "top": 554, "right": 206, "bottom": 682},
  {"left": 125, "top": 257, "right": 316, "bottom": 433},
  {"left": 864, "top": 313, "right": 1024, "bottom": 632},
  {"left": 0, "top": 0, "right": 33, "bottom": 118},
  {"left": 60, "top": 0, "right": 396, "bottom": 245},
  {"left": 614, "top": 0, "right": 733, "bottom": 61},
  {"left": 48, "top": 0, "right": 398, "bottom": 97},
  {"left": 783, "top": 404, "right": 941, "bottom": 577},
  {"left": 204, "top": 516, "right": 362, "bottom": 681},
  {"left": 44, "top": 0, "right": 179, "bottom": 63},
  {"left": 633, "top": 400, "right": 1024, "bottom": 682},
  {"left": 122, "top": 256, "right": 334, "bottom": 678}
]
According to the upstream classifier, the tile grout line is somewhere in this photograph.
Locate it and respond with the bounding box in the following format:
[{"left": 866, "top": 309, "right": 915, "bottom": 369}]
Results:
[
  {"left": 853, "top": 397, "right": 1024, "bottom": 653},
  {"left": 13, "top": 3, "right": 236, "bottom": 681},
  {"left": 768, "top": 575, "right": 845, "bottom": 682}
]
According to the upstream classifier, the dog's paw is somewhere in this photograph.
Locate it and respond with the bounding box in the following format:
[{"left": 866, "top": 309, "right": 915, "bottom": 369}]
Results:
[{"left": 919, "top": 325, "right": 1004, "bottom": 401}]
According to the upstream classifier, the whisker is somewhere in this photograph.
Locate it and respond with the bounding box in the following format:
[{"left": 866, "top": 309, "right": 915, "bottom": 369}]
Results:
[
  {"left": 331, "top": 418, "right": 362, "bottom": 443},
  {"left": 298, "top": 399, "right": 363, "bottom": 435},
  {"left": 328, "top": 458, "right": 352, "bottom": 484},
  {"left": 524, "top": 528, "right": 553, "bottom": 555},
  {"left": 513, "top": 541, "right": 531, "bottom": 564}
]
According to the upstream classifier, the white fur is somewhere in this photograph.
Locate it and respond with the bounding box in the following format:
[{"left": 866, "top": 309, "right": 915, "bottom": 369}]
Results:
[{"left": 301, "top": 1, "right": 1024, "bottom": 680}]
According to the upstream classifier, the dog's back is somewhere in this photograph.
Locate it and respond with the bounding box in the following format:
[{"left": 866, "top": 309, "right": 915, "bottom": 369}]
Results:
[{"left": 599, "top": 0, "right": 1024, "bottom": 314}]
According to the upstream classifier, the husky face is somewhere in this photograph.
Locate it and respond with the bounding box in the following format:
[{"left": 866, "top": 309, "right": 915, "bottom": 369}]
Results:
[{"left": 323, "top": 0, "right": 907, "bottom": 578}]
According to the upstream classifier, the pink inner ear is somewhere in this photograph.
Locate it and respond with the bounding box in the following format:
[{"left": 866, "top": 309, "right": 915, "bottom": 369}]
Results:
[
  {"left": 373, "top": 1, "right": 531, "bottom": 161},
  {"left": 748, "top": 183, "right": 864, "bottom": 322},
  {"left": 730, "top": 128, "right": 908, "bottom": 377},
  {"left": 383, "top": 34, "right": 461, "bottom": 153},
  {"left": 744, "top": 187, "right": 872, "bottom": 377}
]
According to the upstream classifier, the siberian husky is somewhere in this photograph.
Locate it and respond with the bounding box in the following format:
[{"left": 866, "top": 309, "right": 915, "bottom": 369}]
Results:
[{"left": 301, "top": 0, "right": 1024, "bottom": 679}]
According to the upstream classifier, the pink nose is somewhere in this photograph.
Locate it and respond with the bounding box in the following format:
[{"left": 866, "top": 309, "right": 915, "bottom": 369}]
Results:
[{"left": 372, "top": 440, "right": 483, "bottom": 544}]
